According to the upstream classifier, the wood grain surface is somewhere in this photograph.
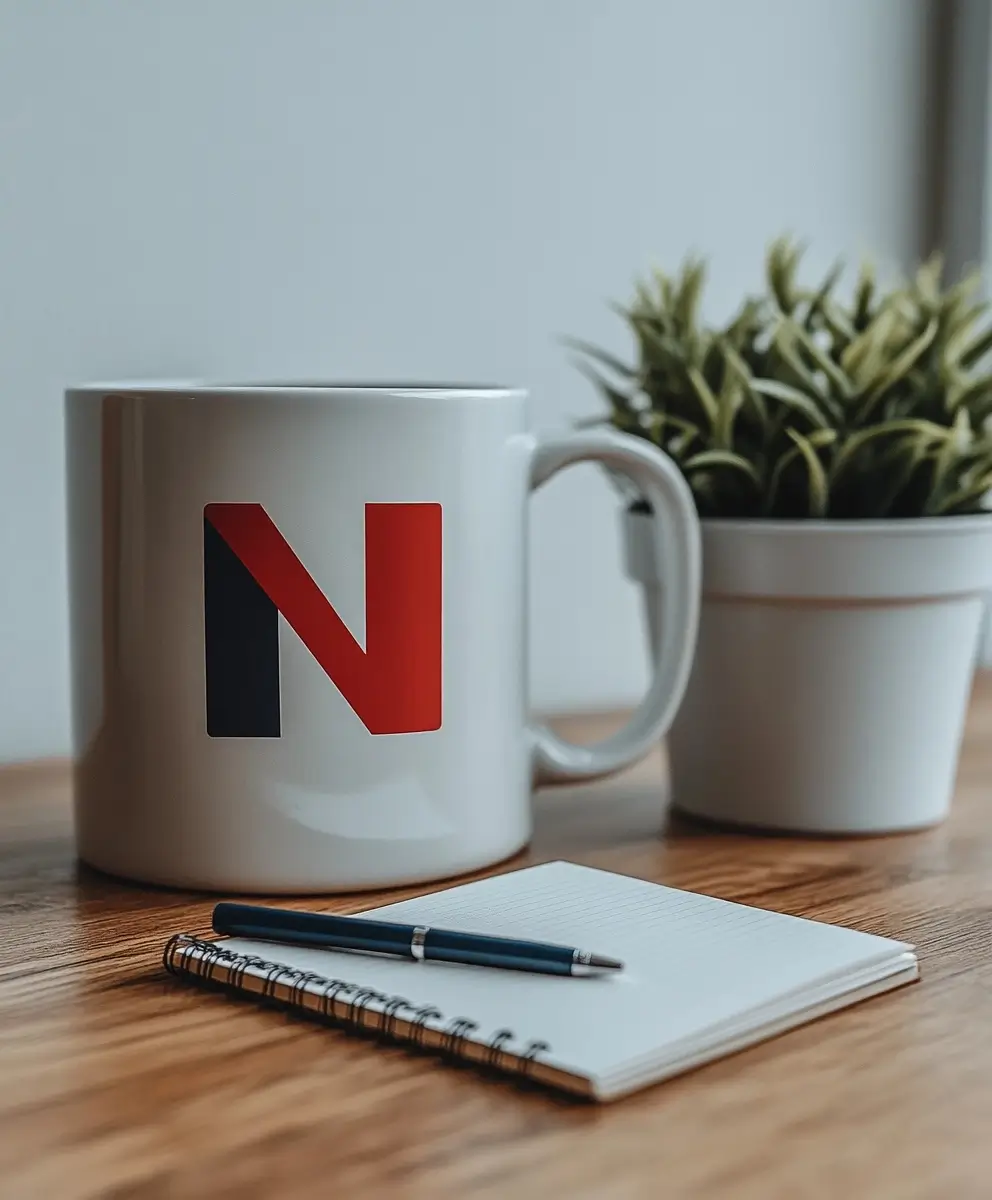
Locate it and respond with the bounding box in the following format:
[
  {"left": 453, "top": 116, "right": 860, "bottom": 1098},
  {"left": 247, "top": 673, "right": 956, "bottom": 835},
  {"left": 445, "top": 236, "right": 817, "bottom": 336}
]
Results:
[{"left": 2, "top": 684, "right": 992, "bottom": 1200}]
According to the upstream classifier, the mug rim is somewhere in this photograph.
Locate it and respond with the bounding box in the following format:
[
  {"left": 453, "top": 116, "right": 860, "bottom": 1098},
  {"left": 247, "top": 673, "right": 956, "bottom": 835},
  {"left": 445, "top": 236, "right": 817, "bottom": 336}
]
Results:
[{"left": 65, "top": 379, "right": 526, "bottom": 399}]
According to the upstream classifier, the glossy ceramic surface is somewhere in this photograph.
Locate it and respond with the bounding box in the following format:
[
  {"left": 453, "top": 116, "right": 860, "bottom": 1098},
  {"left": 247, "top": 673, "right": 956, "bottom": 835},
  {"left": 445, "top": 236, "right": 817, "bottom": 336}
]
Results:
[{"left": 66, "top": 384, "right": 700, "bottom": 891}]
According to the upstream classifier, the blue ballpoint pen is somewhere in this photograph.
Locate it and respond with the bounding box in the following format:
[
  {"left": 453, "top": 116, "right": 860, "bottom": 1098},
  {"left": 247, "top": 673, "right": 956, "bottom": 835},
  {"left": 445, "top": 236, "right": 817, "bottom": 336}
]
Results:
[{"left": 211, "top": 902, "right": 624, "bottom": 977}]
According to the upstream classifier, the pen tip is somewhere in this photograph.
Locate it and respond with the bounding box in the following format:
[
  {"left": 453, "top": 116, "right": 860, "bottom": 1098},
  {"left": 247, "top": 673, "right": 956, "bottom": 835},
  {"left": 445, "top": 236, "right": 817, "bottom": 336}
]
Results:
[
  {"left": 572, "top": 952, "right": 624, "bottom": 976},
  {"left": 589, "top": 954, "right": 624, "bottom": 972}
]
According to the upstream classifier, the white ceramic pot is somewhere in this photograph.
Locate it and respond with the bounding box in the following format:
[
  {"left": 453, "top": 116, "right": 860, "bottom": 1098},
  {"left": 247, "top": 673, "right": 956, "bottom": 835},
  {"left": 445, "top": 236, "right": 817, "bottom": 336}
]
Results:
[{"left": 623, "top": 509, "right": 992, "bottom": 833}]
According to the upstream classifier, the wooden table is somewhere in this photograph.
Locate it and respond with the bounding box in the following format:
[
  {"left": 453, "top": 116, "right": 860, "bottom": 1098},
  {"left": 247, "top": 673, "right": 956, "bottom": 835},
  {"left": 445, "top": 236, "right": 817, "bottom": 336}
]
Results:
[{"left": 3, "top": 683, "right": 992, "bottom": 1200}]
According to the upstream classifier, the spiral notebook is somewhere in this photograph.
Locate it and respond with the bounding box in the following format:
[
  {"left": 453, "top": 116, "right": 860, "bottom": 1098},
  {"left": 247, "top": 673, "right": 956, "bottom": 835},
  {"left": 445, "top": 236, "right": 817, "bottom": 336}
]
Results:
[{"left": 163, "top": 861, "right": 918, "bottom": 1101}]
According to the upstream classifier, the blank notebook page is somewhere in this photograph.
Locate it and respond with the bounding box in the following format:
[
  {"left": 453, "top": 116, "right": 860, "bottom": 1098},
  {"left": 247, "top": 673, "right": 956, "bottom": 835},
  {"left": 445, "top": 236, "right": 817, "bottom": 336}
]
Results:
[{"left": 219, "top": 860, "right": 915, "bottom": 1095}]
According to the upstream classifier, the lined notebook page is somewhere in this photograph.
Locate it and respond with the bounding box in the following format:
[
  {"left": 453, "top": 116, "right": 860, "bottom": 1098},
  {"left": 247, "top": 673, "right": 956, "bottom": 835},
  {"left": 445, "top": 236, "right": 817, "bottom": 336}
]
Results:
[{"left": 217, "top": 861, "right": 912, "bottom": 1084}]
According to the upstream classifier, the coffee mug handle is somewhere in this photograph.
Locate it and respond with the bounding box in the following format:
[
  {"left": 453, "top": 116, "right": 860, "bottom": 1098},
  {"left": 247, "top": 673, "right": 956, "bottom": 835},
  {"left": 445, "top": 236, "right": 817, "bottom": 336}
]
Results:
[{"left": 528, "top": 428, "right": 701, "bottom": 784}]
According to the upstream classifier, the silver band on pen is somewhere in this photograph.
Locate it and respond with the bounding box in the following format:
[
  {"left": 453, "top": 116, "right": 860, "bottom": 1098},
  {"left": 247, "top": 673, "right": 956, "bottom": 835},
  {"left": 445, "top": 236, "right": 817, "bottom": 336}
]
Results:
[{"left": 411, "top": 926, "right": 429, "bottom": 961}]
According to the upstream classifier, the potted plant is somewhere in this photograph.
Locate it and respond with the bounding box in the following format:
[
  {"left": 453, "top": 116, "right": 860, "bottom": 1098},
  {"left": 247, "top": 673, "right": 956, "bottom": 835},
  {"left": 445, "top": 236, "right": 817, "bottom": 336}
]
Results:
[{"left": 571, "top": 239, "right": 992, "bottom": 833}]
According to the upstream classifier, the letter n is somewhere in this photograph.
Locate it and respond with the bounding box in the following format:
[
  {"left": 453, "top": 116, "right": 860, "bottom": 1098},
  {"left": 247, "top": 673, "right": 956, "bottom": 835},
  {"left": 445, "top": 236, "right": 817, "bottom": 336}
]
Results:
[{"left": 203, "top": 503, "right": 442, "bottom": 736}]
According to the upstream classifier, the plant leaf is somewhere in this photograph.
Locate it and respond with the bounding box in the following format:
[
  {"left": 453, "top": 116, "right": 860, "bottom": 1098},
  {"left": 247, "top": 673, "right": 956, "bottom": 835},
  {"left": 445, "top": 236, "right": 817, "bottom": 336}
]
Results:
[
  {"left": 574, "top": 361, "right": 637, "bottom": 418},
  {"left": 651, "top": 268, "right": 674, "bottom": 312},
  {"left": 915, "top": 252, "right": 944, "bottom": 303},
  {"left": 947, "top": 371, "right": 992, "bottom": 414},
  {"left": 766, "top": 236, "right": 806, "bottom": 314},
  {"left": 802, "top": 259, "right": 843, "bottom": 329},
  {"left": 857, "top": 317, "right": 939, "bottom": 421},
  {"left": 959, "top": 323, "right": 992, "bottom": 369},
  {"left": 719, "top": 340, "right": 753, "bottom": 384},
  {"left": 841, "top": 305, "right": 896, "bottom": 382},
  {"left": 932, "top": 468, "right": 992, "bottom": 514},
  {"left": 561, "top": 337, "right": 636, "bottom": 380},
  {"left": 853, "top": 260, "right": 875, "bottom": 328},
  {"left": 867, "top": 434, "right": 932, "bottom": 517},
  {"left": 924, "top": 409, "right": 971, "bottom": 514},
  {"left": 724, "top": 297, "right": 765, "bottom": 348},
  {"left": 748, "top": 378, "right": 831, "bottom": 428},
  {"left": 683, "top": 449, "right": 762, "bottom": 487},
  {"left": 646, "top": 411, "right": 703, "bottom": 454},
  {"left": 828, "top": 418, "right": 949, "bottom": 484},
  {"left": 686, "top": 367, "right": 720, "bottom": 427},
  {"left": 714, "top": 373, "right": 744, "bottom": 449},
  {"left": 627, "top": 319, "right": 682, "bottom": 370},
  {"left": 786, "top": 317, "right": 852, "bottom": 405},
  {"left": 820, "top": 297, "right": 856, "bottom": 352},
  {"left": 764, "top": 428, "right": 836, "bottom": 516},
  {"left": 785, "top": 428, "right": 830, "bottom": 516},
  {"left": 769, "top": 317, "right": 830, "bottom": 397},
  {"left": 673, "top": 257, "right": 706, "bottom": 332}
]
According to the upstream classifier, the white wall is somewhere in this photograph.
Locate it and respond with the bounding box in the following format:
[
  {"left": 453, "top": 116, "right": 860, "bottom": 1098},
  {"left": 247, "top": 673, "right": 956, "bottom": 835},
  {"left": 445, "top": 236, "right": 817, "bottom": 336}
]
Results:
[{"left": 0, "top": 0, "right": 930, "bottom": 761}]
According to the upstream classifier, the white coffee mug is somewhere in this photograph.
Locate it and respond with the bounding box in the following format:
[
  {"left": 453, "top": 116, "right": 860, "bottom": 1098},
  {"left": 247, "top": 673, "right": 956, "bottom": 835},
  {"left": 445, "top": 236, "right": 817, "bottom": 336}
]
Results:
[{"left": 65, "top": 382, "right": 700, "bottom": 892}]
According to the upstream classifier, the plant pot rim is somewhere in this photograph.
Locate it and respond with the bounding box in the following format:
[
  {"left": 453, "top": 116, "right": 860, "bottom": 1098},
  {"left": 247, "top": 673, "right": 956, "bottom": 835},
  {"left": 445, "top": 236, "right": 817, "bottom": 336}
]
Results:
[
  {"left": 623, "top": 505, "right": 992, "bottom": 597},
  {"left": 625, "top": 506, "right": 992, "bottom": 538}
]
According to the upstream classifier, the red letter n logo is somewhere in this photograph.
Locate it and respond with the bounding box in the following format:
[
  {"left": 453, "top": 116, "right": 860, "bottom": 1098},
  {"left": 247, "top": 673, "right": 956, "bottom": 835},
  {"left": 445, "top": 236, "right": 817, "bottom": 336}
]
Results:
[{"left": 203, "top": 503, "right": 442, "bottom": 737}]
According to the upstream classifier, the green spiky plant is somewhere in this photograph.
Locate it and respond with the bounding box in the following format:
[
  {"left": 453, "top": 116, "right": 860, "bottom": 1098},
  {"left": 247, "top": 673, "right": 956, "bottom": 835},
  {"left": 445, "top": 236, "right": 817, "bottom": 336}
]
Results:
[{"left": 569, "top": 238, "right": 992, "bottom": 519}]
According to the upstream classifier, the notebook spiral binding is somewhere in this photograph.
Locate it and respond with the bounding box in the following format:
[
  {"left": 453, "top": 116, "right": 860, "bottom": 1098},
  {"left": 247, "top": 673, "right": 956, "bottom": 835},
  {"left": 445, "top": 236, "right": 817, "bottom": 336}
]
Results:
[{"left": 163, "top": 933, "right": 553, "bottom": 1082}]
